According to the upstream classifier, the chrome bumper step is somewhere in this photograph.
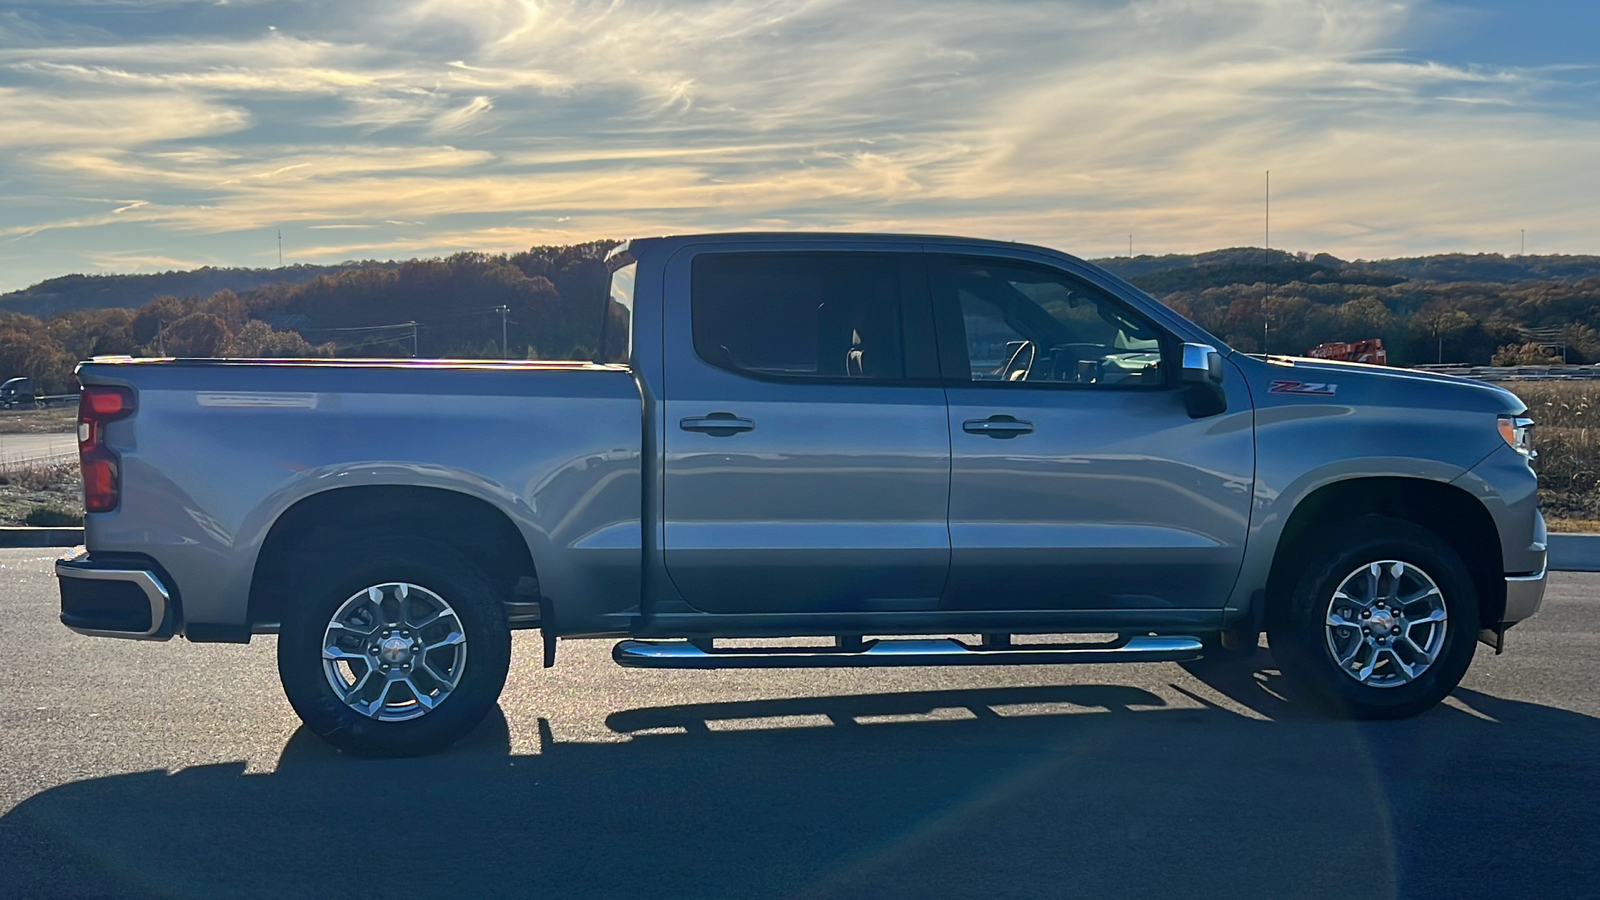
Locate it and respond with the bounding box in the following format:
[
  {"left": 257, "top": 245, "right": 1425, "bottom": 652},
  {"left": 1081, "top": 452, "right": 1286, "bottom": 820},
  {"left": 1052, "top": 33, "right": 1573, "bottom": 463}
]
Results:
[{"left": 612, "top": 635, "right": 1203, "bottom": 669}]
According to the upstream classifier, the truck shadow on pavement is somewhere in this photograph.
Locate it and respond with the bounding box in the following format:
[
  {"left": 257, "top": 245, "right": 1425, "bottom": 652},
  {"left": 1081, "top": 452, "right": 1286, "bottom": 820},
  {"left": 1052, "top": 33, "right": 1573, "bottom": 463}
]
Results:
[{"left": 4, "top": 658, "right": 1598, "bottom": 900}]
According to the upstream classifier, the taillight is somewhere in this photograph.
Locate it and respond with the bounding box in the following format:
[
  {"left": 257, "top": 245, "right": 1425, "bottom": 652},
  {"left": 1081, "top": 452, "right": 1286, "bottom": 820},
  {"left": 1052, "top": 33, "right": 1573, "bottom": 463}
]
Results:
[{"left": 79, "top": 386, "right": 135, "bottom": 513}]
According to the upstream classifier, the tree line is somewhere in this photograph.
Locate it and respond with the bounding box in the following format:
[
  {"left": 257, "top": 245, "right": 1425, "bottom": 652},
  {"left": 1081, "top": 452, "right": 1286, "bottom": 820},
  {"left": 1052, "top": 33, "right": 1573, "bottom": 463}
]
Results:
[
  {"left": 0, "top": 242, "right": 618, "bottom": 393},
  {"left": 2, "top": 241, "right": 1597, "bottom": 393},
  {"left": 1141, "top": 265, "right": 1600, "bottom": 367}
]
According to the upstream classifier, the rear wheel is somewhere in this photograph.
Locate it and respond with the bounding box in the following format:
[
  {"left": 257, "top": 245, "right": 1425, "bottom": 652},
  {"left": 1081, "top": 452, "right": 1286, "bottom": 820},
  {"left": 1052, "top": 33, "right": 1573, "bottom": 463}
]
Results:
[
  {"left": 1267, "top": 517, "right": 1478, "bottom": 719},
  {"left": 277, "top": 538, "right": 511, "bottom": 756}
]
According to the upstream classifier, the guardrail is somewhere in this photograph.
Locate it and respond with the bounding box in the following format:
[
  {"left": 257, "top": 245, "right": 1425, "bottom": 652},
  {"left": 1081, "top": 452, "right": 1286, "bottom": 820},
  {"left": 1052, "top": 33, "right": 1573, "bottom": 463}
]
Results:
[
  {"left": 0, "top": 394, "right": 77, "bottom": 409},
  {"left": 1412, "top": 364, "right": 1600, "bottom": 382}
]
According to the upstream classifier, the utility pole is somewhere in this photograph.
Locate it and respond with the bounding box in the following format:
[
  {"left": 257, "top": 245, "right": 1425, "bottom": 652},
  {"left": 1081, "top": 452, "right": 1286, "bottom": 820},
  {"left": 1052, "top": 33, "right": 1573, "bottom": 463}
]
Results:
[
  {"left": 277, "top": 230, "right": 282, "bottom": 267},
  {"left": 409, "top": 322, "right": 418, "bottom": 358},
  {"left": 1264, "top": 170, "right": 1270, "bottom": 354},
  {"left": 1265, "top": 170, "right": 1270, "bottom": 262},
  {"left": 157, "top": 319, "right": 167, "bottom": 356},
  {"left": 497, "top": 305, "right": 509, "bottom": 357}
]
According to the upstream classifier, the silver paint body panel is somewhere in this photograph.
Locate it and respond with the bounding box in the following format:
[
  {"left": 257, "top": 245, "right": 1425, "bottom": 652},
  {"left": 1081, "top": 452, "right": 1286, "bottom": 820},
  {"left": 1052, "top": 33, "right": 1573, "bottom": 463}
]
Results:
[
  {"left": 658, "top": 240, "right": 951, "bottom": 614},
  {"left": 77, "top": 360, "right": 643, "bottom": 635}
]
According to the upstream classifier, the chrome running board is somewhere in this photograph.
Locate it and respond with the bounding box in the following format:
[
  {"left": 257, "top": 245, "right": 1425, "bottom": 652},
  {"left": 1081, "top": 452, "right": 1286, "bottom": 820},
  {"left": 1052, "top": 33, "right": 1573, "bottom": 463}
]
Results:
[{"left": 612, "top": 635, "right": 1203, "bottom": 669}]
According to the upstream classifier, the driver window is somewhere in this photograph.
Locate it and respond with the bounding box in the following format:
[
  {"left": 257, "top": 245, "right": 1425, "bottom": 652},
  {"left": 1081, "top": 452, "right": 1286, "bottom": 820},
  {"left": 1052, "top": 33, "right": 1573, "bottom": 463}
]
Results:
[{"left": 939, "top": 258, "right": 1167, "bottom": 387}]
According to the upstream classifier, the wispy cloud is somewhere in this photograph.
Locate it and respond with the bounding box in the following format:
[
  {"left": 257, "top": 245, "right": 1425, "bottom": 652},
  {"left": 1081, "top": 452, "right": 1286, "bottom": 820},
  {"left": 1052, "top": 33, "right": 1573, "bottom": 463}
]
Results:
[
  {"left": 0, "top": 0, "right": 1596, "bottom": 289},
  {"left": 430, "top": 95, "right": 493, "bottom": 134}
]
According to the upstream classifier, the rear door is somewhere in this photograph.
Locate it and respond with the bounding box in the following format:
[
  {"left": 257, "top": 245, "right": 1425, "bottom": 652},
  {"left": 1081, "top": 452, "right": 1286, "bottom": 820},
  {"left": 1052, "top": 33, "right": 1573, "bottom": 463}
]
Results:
[
  {"left": 930, "top": 252, "right": 1254, "bottom": 611},
  {"left": 660, "top": 242, "right": 952, "bottom": 614}
]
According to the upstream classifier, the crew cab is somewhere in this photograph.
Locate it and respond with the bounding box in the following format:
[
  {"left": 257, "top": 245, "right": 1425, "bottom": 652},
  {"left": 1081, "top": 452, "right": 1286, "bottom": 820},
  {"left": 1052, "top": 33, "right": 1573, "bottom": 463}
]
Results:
[{"left": 57, "top": 233, "right": 1546, "bottom": 756}]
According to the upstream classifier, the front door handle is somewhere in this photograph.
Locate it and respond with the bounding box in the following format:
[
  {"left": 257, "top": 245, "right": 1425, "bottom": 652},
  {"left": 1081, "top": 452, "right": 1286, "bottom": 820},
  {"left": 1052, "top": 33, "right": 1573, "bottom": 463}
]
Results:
[
  {"left": 963, "top": 415, "right": 1034, "bottom": 438},
  {"left": 680, "top": 412, "right": 755, "bottom": 437}
]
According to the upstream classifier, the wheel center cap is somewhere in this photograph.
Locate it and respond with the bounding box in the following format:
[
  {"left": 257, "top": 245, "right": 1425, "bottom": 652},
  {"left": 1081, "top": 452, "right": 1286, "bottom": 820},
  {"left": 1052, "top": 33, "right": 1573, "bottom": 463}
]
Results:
[
  {"left": 1369, "top": 609, "right": 1396, "bottom": 637},
  {"left": 379, "top": 636, "right": 412, "bottom": 665}
]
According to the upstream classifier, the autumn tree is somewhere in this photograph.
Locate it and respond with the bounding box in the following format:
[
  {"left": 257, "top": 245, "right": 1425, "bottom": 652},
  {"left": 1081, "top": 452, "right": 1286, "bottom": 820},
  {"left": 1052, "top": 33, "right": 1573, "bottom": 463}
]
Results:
[
  {"left": 1411, "top": 301, "right": 1475, "bottom": 364},
  {"left": 226, "top": 320, "right": 326, "bottom": 358},
  {"left": 1492, "top": 342, "right": 1564, "bottom": 366},
  {"left": 162, "top": 313, "right": 229, "bottom": 357}
]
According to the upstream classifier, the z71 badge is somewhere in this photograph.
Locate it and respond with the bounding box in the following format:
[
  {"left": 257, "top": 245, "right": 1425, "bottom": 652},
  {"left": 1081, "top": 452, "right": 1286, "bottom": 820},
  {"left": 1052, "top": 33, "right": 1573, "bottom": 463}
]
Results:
[{"left": 1269, "top": 380, "right": 1337, "bottom": 396}]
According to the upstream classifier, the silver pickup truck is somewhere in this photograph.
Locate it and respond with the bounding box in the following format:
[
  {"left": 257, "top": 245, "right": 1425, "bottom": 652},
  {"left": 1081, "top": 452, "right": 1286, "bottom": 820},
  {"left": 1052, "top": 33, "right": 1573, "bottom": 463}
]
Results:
[{"left": 58, "top": 233, "right": 1546, "bottom": 756}]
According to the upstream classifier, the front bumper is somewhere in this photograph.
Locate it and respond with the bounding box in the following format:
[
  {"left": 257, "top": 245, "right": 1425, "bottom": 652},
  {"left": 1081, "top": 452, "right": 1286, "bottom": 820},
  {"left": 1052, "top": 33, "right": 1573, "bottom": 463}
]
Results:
[
  {"left": 1503, "top": 564, "right": 1547, "bottom": 625},
  {"left": 57, "top": 551, "right": 175, "bottom": 640}
]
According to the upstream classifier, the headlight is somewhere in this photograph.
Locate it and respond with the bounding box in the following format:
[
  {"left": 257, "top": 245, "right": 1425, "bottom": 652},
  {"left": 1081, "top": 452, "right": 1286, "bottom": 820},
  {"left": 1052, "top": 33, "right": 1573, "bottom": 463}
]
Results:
[{"left": 1498, "top": 415, "right": 1536, "bottom": 458}]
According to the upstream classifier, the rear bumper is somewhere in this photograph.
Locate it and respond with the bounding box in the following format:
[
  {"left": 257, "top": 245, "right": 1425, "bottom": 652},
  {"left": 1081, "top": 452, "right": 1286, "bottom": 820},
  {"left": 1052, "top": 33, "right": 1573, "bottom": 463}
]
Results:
[
  {"left": 1503, "top": 564, "right": 1546, "bottom": 625},
  {"left": 57, "top": 551, "right": 175, "bottom": 640}
]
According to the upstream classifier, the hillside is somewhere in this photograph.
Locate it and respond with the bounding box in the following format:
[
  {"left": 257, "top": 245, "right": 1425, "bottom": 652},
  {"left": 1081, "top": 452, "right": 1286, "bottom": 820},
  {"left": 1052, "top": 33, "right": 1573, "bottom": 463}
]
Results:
[
  {"left": 0, "top": 262, "right": 402, "bottom": 317},
  {"left": 1092, "top": 248, "right": 1600, "bottom": 284}
]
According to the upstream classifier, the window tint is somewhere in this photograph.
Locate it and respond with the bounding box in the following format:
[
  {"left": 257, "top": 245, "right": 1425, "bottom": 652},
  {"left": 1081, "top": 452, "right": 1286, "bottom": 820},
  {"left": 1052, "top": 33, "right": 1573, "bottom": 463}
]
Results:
[
  {"left": 938, "top": 258, "right": 1167, "bottom": 387},
  {"left": 692, "top": 253, "right": 905, "bottom": 380}
]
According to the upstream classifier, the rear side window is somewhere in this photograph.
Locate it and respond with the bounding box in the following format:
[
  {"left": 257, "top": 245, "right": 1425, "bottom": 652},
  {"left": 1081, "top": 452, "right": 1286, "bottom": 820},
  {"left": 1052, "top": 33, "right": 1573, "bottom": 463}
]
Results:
[{"left": 691, "top": 253, "right": 905, "bottom": 381}]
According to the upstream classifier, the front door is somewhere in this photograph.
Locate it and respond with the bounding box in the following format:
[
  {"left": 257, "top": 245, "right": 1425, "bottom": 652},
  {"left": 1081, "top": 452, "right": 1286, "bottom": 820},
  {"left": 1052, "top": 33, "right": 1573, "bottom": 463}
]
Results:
[
  {"left": 661, "top": 245, "right": 951, "bottom": 615},
  {"left": 930, "top": 252, "right": 1254, "bottom": 611}
]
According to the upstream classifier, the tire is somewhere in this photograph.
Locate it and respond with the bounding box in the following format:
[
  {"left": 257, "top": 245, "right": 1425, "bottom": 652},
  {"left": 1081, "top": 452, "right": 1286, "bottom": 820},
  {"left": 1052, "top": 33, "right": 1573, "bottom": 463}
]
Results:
[
  {"left": 277, "top": 537, "right": 512, "bottom": 757},
  {"left": 1266, "top": 516, "right": 1478, "bottom": 719}
]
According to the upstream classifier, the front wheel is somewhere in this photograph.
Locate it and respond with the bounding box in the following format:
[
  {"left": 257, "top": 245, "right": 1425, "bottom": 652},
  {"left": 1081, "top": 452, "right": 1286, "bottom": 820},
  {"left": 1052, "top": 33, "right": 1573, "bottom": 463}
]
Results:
[
  {"left": 277, "top": 538, "right": 511, "bottom": 757},
  {"left": 1267, "top": 517, "right": 1479, "bottom": 719}
]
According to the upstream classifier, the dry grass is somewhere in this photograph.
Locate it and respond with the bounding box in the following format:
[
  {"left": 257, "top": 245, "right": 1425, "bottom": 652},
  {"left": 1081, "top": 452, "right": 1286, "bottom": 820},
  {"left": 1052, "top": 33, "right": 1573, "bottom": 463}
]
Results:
[
  {"left": 1511, "top": 381, "right": 1600, "bottom": 430},
  {"left": 1546, "top": 518, "right": 1600, "bottom": 533},
  {"left": 1504, "top": 381, "right": 1600, "bottom": 525},
  {"left": 0, "top": 460, "right": 82, "bottom": 526},
  {"left": 0, "top": 406, "right": 76, "bottom": 435}
]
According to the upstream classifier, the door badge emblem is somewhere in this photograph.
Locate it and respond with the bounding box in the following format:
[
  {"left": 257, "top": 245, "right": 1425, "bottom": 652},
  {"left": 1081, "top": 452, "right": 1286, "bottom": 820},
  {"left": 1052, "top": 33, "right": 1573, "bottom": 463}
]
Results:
[{"left": 1269, "top": 380, "right": 1337, "bottom": 396}]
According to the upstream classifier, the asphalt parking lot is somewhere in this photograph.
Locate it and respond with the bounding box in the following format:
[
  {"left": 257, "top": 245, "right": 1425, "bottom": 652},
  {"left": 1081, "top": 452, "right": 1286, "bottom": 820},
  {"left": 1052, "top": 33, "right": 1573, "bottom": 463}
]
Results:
[{"left": 2, "top": 546, "right": 1597, "bottom": 900}]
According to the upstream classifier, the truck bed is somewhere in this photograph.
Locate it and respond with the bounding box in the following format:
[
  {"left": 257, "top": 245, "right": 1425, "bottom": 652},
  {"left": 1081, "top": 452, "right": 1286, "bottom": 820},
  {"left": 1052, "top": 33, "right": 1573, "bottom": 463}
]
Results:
[{"left": 77, "top": 357, "right": 644, "bottom": 639}]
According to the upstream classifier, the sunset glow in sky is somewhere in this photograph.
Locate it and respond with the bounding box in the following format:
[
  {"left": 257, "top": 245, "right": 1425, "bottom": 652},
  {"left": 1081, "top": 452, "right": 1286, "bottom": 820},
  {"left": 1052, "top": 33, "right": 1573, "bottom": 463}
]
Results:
[{"left": 1, "top": 0, "right": 1597, "bottom": 291}]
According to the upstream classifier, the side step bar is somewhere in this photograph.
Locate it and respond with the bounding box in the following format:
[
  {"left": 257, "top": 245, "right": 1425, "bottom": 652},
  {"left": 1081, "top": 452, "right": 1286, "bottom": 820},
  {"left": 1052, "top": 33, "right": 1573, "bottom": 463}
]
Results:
[{"left": 612, "top": 635, "right": 1203, "bottom": 669}]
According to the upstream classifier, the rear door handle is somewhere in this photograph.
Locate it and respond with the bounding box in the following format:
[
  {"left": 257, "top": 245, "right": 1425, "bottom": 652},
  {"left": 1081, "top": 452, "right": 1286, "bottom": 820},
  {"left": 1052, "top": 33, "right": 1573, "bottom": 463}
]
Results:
[
  {"left": 680, "top": 412, "right": 755, "bottom": 437},
  {"left": 963, "top": 415, "right": 1034, "bottom": 438}
]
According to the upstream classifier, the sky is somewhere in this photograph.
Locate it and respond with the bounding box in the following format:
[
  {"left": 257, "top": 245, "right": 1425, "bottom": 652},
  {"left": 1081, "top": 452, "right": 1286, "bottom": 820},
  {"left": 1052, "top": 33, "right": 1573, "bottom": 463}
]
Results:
[{"left": 1, "top": 0, "right": 1597, "bottom": 292}]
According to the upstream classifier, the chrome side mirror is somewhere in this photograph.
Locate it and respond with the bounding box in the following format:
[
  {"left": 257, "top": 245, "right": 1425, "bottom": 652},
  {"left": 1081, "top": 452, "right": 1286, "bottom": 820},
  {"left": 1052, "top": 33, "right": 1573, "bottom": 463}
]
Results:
[{"left": 1180, "top": 342, "right": 1227, "bottom": 418}]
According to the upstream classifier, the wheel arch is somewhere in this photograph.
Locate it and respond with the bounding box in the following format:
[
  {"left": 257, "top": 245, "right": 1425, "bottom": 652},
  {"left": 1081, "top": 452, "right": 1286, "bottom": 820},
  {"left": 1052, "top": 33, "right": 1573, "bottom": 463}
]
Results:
[
  {"left": 1265, "top": 477, "right": 1505, "bottom": 629},
  {"left": 248, "top": 485, "right": 540, "bottom": 631}
]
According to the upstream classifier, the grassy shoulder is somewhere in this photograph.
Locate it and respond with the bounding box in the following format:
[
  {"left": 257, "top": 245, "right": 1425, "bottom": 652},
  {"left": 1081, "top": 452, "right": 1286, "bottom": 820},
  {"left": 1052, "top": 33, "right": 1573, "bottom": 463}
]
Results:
[
  {"left": 1506, "top": 382, "right": 1600, "bottom": 529},
  {"left": 0, "top": 461, "right": 82, "bottom": 526},
  {"left": 0, "top": 406, "right": 76, "bottom": 435}
]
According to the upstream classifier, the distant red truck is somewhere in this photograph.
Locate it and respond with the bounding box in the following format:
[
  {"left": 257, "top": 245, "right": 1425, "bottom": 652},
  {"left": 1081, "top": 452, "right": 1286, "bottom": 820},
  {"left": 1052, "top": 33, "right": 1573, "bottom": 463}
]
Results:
[{"left": 1307, "top": 338, "right": 1387, "bottom": 365}]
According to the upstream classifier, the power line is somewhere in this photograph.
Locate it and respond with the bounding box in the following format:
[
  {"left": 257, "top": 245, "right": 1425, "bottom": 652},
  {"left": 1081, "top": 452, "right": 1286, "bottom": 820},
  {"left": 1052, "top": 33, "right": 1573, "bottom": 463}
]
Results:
[
  {"left": 300, "top": 322, "right": 417, "bottom": 335},
  {"left": 300, "top": 307, "right": 510, "bottom": 336}
]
